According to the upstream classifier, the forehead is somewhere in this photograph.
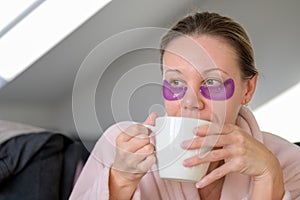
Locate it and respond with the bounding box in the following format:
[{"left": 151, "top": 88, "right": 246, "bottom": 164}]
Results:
[{"left": 162, "top": 35, "right": 240, "bottom": 78}]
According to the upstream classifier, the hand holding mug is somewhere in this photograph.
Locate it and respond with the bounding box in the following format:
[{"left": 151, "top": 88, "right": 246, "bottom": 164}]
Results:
[
  {"left": 111, "top": 113, "right": 157, "bottom": 184},
  {"left": 181, "top": 123, "right": 284, "bottom": 190}
]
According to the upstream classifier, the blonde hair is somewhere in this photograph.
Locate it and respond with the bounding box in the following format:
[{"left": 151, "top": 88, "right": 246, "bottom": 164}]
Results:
[{"left": 160, "top": 12, "right": 258, "bottom": 79}]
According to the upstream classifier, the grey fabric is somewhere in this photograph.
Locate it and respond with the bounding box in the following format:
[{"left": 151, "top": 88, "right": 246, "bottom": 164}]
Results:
[{"left": 0, "top": 132, "right": 81, "bottom": 200}]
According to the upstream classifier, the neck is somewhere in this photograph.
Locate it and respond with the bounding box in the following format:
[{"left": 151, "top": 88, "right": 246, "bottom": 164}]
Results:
[{"left": 198, "top": 160, "right": 225, "bottom": 200}]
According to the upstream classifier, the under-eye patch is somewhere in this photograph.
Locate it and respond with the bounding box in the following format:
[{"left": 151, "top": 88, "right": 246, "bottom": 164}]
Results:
[
  {"left": 200, "top": 78, "right": 235, "bottom": 101},
  {"left": 162, "top": 79, "right": 188, "bottom": 101},
  {"left": 162, "top": 78, "right": 235, "bottom": 101}
]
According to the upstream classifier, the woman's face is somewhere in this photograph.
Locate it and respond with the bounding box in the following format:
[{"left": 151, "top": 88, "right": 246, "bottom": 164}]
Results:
[{"left": 162, "top": 35, "right": 257, "bottom": 124}]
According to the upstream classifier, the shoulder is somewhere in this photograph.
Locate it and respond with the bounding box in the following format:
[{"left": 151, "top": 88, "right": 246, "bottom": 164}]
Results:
[
  {"left": 262, "top": 132, "right": 300, "bottom": 176},
  {"left": 262, "top": 132, "right": 300, "bottom": 198},
  {"left": 262, "top": 132, "right": 300, "bottom": 156}
]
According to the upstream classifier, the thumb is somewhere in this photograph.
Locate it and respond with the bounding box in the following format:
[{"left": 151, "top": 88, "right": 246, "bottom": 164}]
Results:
[{"left": 143, "top": 112, "right": 158, "bottom": 126}]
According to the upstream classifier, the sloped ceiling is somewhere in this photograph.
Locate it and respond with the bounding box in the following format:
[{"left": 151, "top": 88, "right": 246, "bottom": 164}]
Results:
[
  {"left": 0, "top": 0, "right": 199, "bottom": 104},
  {"left": 1, "top": 0, "right": 300, "bottom": 108}
]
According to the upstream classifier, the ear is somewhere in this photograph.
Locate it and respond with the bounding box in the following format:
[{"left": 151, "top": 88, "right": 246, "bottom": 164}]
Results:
[{"left": 242, "top": 74, "right": 258, "bottom": 105}]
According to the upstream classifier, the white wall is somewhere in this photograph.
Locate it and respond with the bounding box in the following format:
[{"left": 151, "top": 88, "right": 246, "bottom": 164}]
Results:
[{"left": 0, "top": 102, "right": 56, "bottom": 130}]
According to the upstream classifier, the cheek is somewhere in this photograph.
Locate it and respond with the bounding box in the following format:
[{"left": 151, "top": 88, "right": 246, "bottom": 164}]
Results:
[
  {"left": 224, "top": 101, "right": 242, "bottom": 123},
  {"left": 164, "top": 100, "right": 181, "bottom": 116},
  {"left": 224, "top": 87, "right": 244, "bottom": 123}
]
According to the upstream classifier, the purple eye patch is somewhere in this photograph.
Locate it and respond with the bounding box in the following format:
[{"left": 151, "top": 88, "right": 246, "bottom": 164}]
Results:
[
  {"left": 162, "top": 78, "right": 235, "bottom": 101},
  {"left": 162, "top": 80, "right": 188, "bottom": 101},
  {"left": 200, "top": 78, "right": 235, "bottom": 101}
]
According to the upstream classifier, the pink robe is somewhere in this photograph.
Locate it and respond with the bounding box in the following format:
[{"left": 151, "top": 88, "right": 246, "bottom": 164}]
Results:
[{"left": 70, "top": 107, "right": 300, "bottom": 199}]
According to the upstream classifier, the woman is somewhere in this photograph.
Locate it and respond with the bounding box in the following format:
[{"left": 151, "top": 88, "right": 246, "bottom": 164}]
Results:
[{"left": 70, "top": 12, "right": 300, "bottom": 199}]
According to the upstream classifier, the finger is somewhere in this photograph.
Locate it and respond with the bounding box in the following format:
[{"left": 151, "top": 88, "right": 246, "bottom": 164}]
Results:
[
  {"left": 117, "top": 124, "right": 150, "bottom": 142},
  {"left": 193, "top": 123, "right": 236, "bottom": 136},
  {"left": 193, "top": 124, "right": 223, "bottom": 137},
  {"left": 183, "top": 148, "right": 231, "bottom": 167},
  {"left": 135, "top": 143, "right": 155, "bottom": 155},
  {"left": 115, "top": 147, "right": 152, "bottom": 172},
  {"left": 193, "top": 124, "right": 209, "bottom": 136},
  {"left": 120, "top": 136, "right": 151, "bottom": 153},
  {"left": 181, "top": 135, "right": 233, "bottom": 150},
  {"left": 116, "top": 127, "right": 151, "bottom": 153},
  {"left": 143, "top": 112, "right": 158, "bottom": 126},
  {"left": 126, "top": 145, "right": 155, "bottom": 167},
  {"left": 196, "top": 162, "right": 232, "bottom": 188},
  {"left": 136, "top": 154, "right": 156, "bottom": 173}
]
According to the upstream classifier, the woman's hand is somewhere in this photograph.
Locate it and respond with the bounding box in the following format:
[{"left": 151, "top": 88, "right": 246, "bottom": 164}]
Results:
[
  {"left": 181, "top": 123, "right": 284, "bottom": 199},
  {"left": 109, "top": 112, "right": 157, "bottom": 200}
]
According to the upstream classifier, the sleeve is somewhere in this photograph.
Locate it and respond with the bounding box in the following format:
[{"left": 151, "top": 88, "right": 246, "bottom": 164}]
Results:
[
  {"left": 263, "top": 133, "right": 300, "bottom": 200},
  {"left": 242, "top": 190, "right": 291, "bottom": 200},
  {"left": 69, "top": 121, "right": 142, "bottom": 200},
  {"left": 69, "top": 158, "right": 111, "bottom": 200}
]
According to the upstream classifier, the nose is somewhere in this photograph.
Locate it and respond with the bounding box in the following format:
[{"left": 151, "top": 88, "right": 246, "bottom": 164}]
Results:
[{"left": 181, "top": 85, "right": 205, "bottom": 111}]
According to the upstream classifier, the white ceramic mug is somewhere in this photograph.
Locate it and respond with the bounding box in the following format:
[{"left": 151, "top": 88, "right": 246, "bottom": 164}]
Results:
[{"left": 146, "top": 116, "right": 211, "bottom": 182}]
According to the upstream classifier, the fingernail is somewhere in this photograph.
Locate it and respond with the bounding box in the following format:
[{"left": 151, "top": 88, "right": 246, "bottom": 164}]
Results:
[
  {"left": 196, "top": 180, "right": 205, "bottom": 188},
  {"left": 193, "top": 125, "right": 208, "bottom": 136},
  {"left": 193, "top": 126, "right": 203, "bottom": 134},
  {"left": 183, "top": 159, "right": 192, "bottom": 166},
  {"left": 193, "top": 127, "right": 199, "bottom": 134},
  {"left": 181, "top": 140, "right": 189, "bottom": 148}
]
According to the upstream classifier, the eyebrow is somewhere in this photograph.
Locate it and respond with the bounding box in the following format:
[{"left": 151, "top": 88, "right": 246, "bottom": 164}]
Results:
[
  {"left": 164, "top": 69, "right": 183, "bottom": 74},
  {"left": 164, "top": 67, "right": 229, "bottom": 75},
  {"left": 202, "top": 68, "right": 229, "bottom": 75}
]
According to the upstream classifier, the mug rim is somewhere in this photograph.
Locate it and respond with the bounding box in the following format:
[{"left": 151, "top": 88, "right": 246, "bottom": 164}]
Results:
[{"left": 156, "top": 116, "right": 211, "bottom": 123}]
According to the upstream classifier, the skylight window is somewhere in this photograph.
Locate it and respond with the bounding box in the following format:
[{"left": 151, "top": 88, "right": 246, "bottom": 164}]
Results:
[
  {"left": 0, "top": 0, "right": 111, "bottom": 84},
  {"left": 0, "top": 0, "right": 44, "bottom": 38}
]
